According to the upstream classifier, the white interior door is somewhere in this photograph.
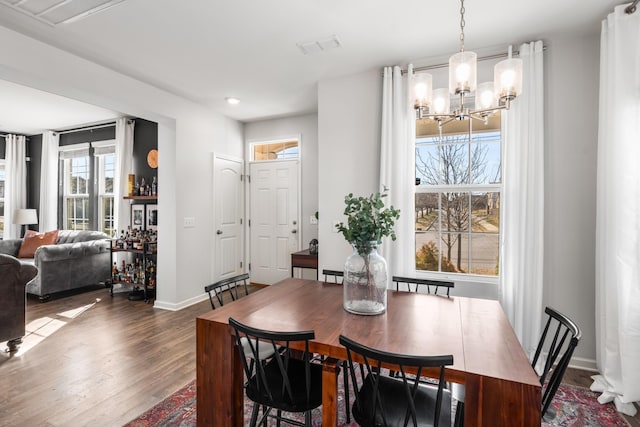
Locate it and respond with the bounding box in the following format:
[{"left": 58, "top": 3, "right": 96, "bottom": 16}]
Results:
[
  {"left": 213, "top": 155, "right": 244, "bottom": 282},
  {"left": 249, "top": 160, "right": 299, "bottom": 285}
]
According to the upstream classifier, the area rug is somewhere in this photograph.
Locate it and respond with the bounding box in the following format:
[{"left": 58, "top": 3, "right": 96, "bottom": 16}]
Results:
[{"left": 125, "top": 377, "right": 631, "bottom": 426}]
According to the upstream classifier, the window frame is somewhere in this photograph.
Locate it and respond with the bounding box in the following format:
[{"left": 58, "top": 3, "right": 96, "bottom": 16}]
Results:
[
  {"left": 413, "top": 118, "right": 503, "bottom": 285},
  {"left": 59, "top": 140, "right": 116, "bottom": 234}
]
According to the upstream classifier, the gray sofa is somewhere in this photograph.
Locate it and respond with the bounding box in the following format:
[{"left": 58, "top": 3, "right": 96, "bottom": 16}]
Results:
[
  {"left": 0, "top": 254, "right": 38, "bottom": 351},
  {"left": 0, "top": 230, "right": 111, "bottom": 301}
]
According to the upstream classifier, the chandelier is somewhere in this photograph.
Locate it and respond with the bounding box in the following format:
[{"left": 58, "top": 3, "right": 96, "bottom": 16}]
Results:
[{"left": 414, "top": 0, "right": 523, "bottom": 128}]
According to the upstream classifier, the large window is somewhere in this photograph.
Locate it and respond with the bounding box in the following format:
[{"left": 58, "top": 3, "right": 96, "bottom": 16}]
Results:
[
  {"left": 60, "top": 141, "right": 116, "bottom": 235},
  {"left": 0, "top": 161, "right": 5, "bottom": 236},
  {"left": 414, "top": 114, "right": 501, "bottom": 278}
]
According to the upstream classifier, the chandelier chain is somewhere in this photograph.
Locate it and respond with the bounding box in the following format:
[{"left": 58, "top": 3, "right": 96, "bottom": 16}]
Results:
[{"left": 459, "top": 0, "right": 466, "bottom": 52}]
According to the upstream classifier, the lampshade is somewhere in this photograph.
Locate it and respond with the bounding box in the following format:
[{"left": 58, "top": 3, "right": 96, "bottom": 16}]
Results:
[
  {"left": 494, "top": 57, "right": 523, "bottom": 104},
  {"left": 413, "top": 72, "right": 433, "bottom": 111},
  {"left": 432, "top": 88, "right": 451, "bottom": 115},
  {"left": 449, "top": 51, "right": 477, "bottom": 95},
  {"left": 13, "top": 209, "right": 38, "bottom": 225},
  {"left": 475, "top": 81, "right": 497, "bottom": 110}
]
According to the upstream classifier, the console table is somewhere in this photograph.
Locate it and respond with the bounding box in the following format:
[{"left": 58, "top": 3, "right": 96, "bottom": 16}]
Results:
[{"left": 290, "top": 249, "right": 318, "bottom": 279}]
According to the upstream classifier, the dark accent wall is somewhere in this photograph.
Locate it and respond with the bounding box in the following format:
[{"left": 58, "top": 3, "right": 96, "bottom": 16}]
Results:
[
  {"left": 132, "top": 119, "right": 158, "bottom": 184},
  {"left": 28, "top": 134, "right": 43, "bottom": 218}
]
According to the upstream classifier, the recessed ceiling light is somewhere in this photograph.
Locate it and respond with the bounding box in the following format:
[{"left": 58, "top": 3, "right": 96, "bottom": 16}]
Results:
[{"left": 226, "top": 97, "right": 240, "bottom": 105}]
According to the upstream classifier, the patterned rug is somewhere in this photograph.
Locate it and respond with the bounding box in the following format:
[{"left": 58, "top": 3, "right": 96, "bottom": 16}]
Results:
[{"left": 124, "top": 376, "right": 631, "bottom": 426}]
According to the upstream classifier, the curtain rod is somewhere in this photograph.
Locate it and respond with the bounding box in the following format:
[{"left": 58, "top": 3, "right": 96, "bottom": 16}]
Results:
[
  {"left": 626, "top": 0, "right": 638, "bottom": 14},
  {"left": 400, "top": 45, "right": 547, "bottom": 75},
  {"left": 0, "top": 133, "right": 31, "bottom": 140},
  {"left": 56, "top": 121, "right": 117, "bottom": 135}
]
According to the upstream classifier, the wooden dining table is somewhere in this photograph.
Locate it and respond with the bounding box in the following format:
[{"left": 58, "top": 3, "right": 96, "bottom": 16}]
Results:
[{"left": 196, "top": 278, "right": 541, "bottom": 426}]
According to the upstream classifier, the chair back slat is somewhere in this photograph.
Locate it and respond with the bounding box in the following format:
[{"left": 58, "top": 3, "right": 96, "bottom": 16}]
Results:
[
  {"left": 531, "top": 306, "right": 581, "bottom": 419},
  {"left": 392, "top": 276, "right": 454, "bottom": 297},
  {"left": 322, "top": 269, "right": 344, "bottom": 284},
  {"left": 204, "top": 273, "right": 250, "bottom": 309}
]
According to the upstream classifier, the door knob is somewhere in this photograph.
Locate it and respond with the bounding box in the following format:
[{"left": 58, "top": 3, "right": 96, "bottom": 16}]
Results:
[{"left": 216, "top": 230, "right": 223, "bottom": 235}]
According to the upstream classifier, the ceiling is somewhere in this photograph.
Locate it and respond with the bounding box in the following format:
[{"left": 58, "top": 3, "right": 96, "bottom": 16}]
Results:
[{"left": 0, "top": 0, "right": 624, "bottom": 134}]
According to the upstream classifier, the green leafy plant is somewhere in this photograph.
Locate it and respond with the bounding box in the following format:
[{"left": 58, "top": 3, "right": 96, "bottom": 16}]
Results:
[{"left": 336, "top": 192, "right": 400, "bottom": 256}]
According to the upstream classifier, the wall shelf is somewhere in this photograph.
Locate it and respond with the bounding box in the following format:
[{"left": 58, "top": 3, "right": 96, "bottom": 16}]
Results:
[{"left": 124, "top": 196, "right": 157, "bottom": 201}]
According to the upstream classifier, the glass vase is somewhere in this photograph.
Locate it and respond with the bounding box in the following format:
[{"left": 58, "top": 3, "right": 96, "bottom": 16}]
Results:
[{"left": 343, "top": 242, "right": 387, "bottom": 315}]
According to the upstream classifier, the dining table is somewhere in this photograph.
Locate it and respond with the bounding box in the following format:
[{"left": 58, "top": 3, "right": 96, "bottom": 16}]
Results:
[{"left": 196, "top": 278, "right": 541, "bottom": 426}]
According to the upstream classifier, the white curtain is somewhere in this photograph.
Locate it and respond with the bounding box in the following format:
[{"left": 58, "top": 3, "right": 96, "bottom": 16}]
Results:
[
  {"left": 114, "top": 118, "right": 135, "bottom": 235},
  {"left": 39, "top": 131, "right": 59, "bottom": 231},
  {"left": 3, "top": 134, "right": 28, "bottom": 239},
  {"left": 591, "top": 4, "right": 640, "bottom": 417},
  {"left": 379, "top": 65, "right": 415, "bottom": 281},
  {"left": 499, "top": 41, "right": 545, "bottom": 357}
]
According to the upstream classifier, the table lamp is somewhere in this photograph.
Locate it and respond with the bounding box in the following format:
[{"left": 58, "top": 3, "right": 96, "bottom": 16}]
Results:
[{"left": 13, "top": 208, "right": 38, "bottom": 237}]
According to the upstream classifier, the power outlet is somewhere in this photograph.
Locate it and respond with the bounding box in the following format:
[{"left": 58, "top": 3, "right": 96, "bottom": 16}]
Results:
[{"left": 184, "top": 217, "right": 196, "bottom": 228}]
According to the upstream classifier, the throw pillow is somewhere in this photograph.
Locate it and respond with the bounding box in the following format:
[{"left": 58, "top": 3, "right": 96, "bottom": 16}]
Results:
[{"left": 18, "top": 229, "right": 60, "bottom": 258}]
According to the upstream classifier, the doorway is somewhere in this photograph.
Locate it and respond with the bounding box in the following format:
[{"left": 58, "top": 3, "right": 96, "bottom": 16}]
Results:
[
  {"left": 249, "top": 159, "right": 300, "bottom": 284},
  {"left": 212, "top": 154, "right": 244, "bottom": 282}
]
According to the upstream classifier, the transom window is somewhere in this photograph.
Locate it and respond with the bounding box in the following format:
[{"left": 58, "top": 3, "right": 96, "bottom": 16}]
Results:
[
  {"left": 251, "top": 139, "right": 299, "bottom": 161},
  {"left": 414, "top": 114, "right": 501, "bottom": 277}
]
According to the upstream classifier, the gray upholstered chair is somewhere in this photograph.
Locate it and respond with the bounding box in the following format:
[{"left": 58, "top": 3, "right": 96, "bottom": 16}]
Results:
[{"left": 0, "top": 254, "right": 38, "bottom": 352}]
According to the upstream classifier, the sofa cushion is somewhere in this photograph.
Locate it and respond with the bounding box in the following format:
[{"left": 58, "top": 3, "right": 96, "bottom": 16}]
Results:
[{"left": 18, "top": 229, "right": 60, "bottom": 258}]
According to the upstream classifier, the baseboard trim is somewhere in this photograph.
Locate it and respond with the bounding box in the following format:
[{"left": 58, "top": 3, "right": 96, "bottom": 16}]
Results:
[
  {"left": 153, "top": 293, "right": 209, "bottom": 311},
  {"left": 569, "top": 356, "right": 598, "bottom": 372}
]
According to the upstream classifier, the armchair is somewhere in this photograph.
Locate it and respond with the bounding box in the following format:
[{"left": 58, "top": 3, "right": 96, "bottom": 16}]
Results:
[{"left": 0, "top": 254, "right": 38, "bottom": 352}]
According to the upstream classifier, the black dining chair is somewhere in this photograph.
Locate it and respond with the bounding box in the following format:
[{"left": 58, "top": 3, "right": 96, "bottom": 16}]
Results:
[
  {"left": 392, "top": 276, "right": 454, "bottom": 297},
  {"left": 339, "top": 334, "right": 453, "bottom": 427},
  {"left": 204, "top": 273, "right": 250, "bottom": 309},
  {"left": 532, "top": 306, "right": 581, "bottom": 421},
  {"left": 205, "top": 274, "right": 276, "bottom": 368},
  {"left": 229, "top": 317, "right": 323, "bottom": 427},
  {"left": 322, "top": 269, "right": 344, "bottom": 284}
]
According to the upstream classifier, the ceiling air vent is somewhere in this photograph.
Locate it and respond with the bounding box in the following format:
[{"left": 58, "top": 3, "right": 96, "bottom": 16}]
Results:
[
  {"left": 0, "top": 0, "right": 127, "bottom": 26},
  {"left": 297, "top": 34, "right": 342, "bottom": 55}
]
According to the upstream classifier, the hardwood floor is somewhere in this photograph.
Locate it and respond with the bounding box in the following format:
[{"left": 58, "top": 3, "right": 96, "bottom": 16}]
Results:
[
  {"left": 1, "top": 286, "right": 638, "bottom": 426},
  {"left": 0, "top": 285, "right": 260, "bottom": 426}
]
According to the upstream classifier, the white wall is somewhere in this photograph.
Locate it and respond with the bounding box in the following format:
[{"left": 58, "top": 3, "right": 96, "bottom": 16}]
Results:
[
  {"left": 316, "top": 33, "right": 601, "bottom": 368},
  {"left": 0, "top": 26, "right": 244, "bottom": 310},
  {"left": 542, "top": 30, "right": 600, "bottom": 369},
  {"left": 318, "top": 69, "right": 382, "bottom": 272}
]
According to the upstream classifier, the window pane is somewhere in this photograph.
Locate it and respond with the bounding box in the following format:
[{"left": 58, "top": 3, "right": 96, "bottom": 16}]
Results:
[
  {"left": 415, "top": 231, "right": 440, "bottom": 272},
  {"left": 471, "top": 192, "right": 500, "bottom": 233},
  {"left": 66, "top": 198, "right": 89, "bottom": 230},
  {"left": 441, "top": 142, "right": 469, "bottom": 185},
  {"left": 415, "top": 193, "right": 439, "bottom": 232},
  {"left": 415, "top": 137, "right": 439, "bottom": 185},
  {"left": 470, "top": 233, "right": 499, "bottom": 275},
  {"left": 471, "top": 134, "right": 501, "bottom": 184},
  {"left": 104, "top": 154, "right": 115, "bottom": 194},
  {"left": 442, "top": 192, "right": 469, "bottom": 232},
  {"left": 441, "top": 232, "right": 469, "bottom": 273},
  {"left": 102, "top": 196, "right": 115, "bottom": 236}
]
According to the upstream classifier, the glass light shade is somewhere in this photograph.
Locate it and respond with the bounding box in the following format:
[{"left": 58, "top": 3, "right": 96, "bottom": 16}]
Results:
[
  {"left": 494, "top": 57, "right": 523, "bottom": 102},
  {"left": 475, "top": 82, "right": 496, "bottom": 110},
  {"left": 432, "top": 88, "right": 450, "bottom": 115},
  {"left": 413, "top": 72, "right": 433, "bottom": 111},
  {"left": 449, "top": 51, "right": 477, "bottom": 95}
]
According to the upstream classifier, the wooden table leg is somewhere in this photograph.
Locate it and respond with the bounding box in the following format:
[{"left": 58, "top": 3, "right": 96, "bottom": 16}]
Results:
[
  {"left": 322, "top": 358, "right": 339, "bottom": 427},
  {"left": 465, "top": 374, "right": 541, "bottom": 426},
  {"left": 197, "top": 319, "right": 243, "bottom": 426}
]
